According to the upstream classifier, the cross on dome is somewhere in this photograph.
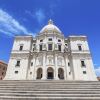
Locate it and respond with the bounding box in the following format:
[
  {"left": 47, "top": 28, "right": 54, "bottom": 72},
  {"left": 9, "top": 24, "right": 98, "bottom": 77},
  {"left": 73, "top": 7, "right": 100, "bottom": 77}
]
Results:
[{"left": 48, "top": 19, "right": 53, "bottom": 25}]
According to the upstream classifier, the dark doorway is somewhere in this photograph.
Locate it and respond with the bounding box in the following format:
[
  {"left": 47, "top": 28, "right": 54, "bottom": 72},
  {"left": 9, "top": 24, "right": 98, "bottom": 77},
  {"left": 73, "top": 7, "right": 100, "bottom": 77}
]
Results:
[
  {"left": 47, "top": 67, "right": 54, "bottom": 79},
  {"left": 48, "top": 72, "right": 53, "bottom": 79},
  {"left": 37, "top": 68, "right": 42, "bottom": 79}
]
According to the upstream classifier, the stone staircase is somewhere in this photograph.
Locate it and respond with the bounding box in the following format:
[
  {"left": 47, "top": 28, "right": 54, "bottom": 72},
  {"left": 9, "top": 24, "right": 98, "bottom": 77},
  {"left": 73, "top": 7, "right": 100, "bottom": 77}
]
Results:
[{"left": 0, "top": 80, "right": 100, "bottom": 100}]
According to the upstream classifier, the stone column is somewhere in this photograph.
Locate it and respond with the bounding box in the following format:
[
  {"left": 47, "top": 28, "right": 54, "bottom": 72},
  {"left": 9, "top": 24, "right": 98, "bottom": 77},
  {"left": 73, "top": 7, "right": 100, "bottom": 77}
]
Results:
[
  {"left": 33, "top": 55, "right": 36, "bottom": 80},
  {"left": 55, "top": 54, "right": 59, "bottom": 80},
  {"left": 65, "top": 55, "right": 69, "bottom": 80},
  {"left": 33, "top": 55, "right": 37, "bottom": 80},
  {"left": 42, "top": 53, "right": 46, "bottom": 80},
  {"left": 64, "top": 68, "right": 67, "bottom": 80}
]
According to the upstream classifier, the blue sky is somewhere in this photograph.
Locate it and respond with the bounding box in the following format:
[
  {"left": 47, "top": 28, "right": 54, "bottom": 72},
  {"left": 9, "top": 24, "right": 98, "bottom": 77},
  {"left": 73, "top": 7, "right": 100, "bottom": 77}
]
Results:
[{"left": 0, "top": 0, "right": 100, "bottom": 76}]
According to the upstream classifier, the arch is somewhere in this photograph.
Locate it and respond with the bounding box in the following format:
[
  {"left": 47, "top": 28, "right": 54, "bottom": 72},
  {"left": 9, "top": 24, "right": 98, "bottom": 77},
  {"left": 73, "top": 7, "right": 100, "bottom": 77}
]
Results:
[
  {"left": 37, "top": 68, "right": 43, "bottom": 79},
  {"left": 58, "top": 68, "right": 64, "bottom": 79},
  {"left": 47, "top": 67, "right": 54, "bottom": 79}
]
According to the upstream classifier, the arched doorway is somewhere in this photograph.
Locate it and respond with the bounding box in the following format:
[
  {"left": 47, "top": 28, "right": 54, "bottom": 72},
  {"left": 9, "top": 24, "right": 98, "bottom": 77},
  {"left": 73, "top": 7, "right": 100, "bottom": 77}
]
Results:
[
  {"left": 37, "top": 68, "right": 42, "bottom": 79},
  {"left": 47, "top": 67, "right": 54, "bottom": 79},
  {"left": 58, "top": 68, "right": 64, "bottom": 79}
]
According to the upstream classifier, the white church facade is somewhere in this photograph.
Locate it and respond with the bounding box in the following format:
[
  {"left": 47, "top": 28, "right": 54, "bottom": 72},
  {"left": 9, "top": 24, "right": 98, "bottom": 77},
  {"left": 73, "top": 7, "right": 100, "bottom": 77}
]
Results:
[{"left": 5, "top": 20, "right": 97, "bottom": 81}]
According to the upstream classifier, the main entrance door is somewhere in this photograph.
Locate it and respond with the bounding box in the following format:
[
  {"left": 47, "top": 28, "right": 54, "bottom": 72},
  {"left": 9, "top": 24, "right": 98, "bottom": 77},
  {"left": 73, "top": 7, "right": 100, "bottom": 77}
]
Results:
[{"left": 47, "top": 67, "right": 54, "bottom": 79}]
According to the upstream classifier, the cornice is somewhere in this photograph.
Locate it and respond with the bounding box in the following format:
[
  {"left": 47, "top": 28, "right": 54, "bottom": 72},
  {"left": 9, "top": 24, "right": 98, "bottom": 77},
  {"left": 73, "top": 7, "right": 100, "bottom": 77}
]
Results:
[
  {"left": 36, "top": 33, "right": 64, "bottom": 39},
  {"left": 71, "top": 50, "right": 90, "bottom": 53},
  {"left": 68, "top": 36, "right": 87, "bottom": 41},
  {"left": 15, "top": 36, "right": 33, "bottom": 41},
  {"left": 12, "top": 50, "right": 31, "bottom": 53},
  {"left": 71, "top": 53, "right": 92, "bottom": 59},
  {"left": 10, "top": 53, "right": 30, "bottom": 59}
]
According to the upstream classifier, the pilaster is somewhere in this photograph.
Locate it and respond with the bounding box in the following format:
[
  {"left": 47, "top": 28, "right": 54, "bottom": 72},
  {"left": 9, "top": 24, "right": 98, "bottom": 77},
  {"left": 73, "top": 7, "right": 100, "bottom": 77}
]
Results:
[
  {"left": 65, "top": 55, "right": 69, "bottom": 80},
  {"left": 33, "top": 55, "right": 36, "bottom": 80},
  {"left": 55, "top": 54, "right": 59, "bottom": 80},
  {"left": 42, "top": 53, "right": 46, "bottom": 80}
]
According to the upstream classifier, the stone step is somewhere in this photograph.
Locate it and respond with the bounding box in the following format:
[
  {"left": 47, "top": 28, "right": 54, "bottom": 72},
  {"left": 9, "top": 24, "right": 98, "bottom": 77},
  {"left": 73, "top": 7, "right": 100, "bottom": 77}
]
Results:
[
  {"left": 0, "top": 83, "right": 100, "bottom": 85},
  {"left": 0, "top": 86, "right": 100, "bottom": 89},
  {"left": 0, "top": 90, "right": 100, "bottom": 94},
  {"left": 0, "top": 86, "right": 99, "bottom": 89},
  {"left": 0, "top": 82, "right": 100, "bottom": 85},
  {"left": 0, "top": 80, "right": 99, "bottom": 100},
  {"left": 2, "top": 83, "right": 97, "bottom": 86},
  {"left": 0, "top": 80, "right": 98, "bottom": 82},
  {"left": 0, "top": 88, "right": 100, "bottom": 91},
  {"left": 0, "top": 88, "right": 100, "bottom": 92},
  {"left": 0, "top": 85, "right": 99, "bottom": 87},
  {"left": 0, "top": 87, "right": 100, "bottom": 90},
  {"left": 0, "top": 93, "right": 100, "bottom": 97},
  {"left": 1, "top": 96, "right": 100, "bottom": 100},
  {"left": 0, "top": 80, "right": 99, "bottom": 83},
  {"left": 0, "top": 84, "right": 100, "bottom": 87}
]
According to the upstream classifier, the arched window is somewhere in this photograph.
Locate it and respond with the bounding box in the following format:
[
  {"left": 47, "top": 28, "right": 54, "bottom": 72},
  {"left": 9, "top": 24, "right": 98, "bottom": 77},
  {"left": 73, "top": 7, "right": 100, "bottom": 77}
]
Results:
[
  {"left": 58, "top": 68, "right": 64, "bottom": 79},
  {"left": 37, "top": 68, "right": 43, "bottom": 79}
]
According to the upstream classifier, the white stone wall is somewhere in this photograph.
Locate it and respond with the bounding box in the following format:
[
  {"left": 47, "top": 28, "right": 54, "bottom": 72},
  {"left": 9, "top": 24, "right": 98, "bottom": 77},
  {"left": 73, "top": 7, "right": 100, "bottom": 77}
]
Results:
[
  {"left": 4, "top": 36, "right": 32, "bottom": 80},
  {"left": 69, "top": 36, "right": 89, "bottom": 53},
  {"left": 69, "top": 36, "right": 97, "bottom": 81},
  {"left": 5, "top": 34, "right": 97, "bottom": 81},
  {"left": 5, "top": 58, "right": 30, "bottom": 80},
  {"left": 13, "top": 37, "right": 32, "bottom": 51}
]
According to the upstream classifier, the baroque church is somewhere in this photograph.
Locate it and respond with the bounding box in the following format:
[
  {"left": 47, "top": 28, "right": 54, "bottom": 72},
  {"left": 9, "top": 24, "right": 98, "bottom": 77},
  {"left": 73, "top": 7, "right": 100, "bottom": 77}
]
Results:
[{"left": 5, "top": 19, "right": 97, "bottom": 81}]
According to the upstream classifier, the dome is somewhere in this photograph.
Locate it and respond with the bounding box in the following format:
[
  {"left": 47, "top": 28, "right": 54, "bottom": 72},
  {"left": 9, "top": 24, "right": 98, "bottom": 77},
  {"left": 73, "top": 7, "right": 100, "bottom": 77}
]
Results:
[{"left": 40, "top": 19, "right": 61, "bottom": 34}]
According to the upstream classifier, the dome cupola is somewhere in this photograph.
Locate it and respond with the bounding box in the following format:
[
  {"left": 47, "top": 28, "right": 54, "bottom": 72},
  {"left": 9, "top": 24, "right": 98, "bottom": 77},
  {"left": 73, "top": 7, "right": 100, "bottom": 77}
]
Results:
[{"left": 40, "top": 19, "right": 62, "bottom": 34}]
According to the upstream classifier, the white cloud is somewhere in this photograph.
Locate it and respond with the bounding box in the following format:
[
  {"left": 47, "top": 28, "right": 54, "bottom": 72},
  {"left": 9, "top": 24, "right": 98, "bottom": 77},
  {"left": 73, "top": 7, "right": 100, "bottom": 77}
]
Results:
[
  {"left": 49, "top": 0, "right": 61, "bottom": 16},
  {"left": 0, "top": 9, "right": 29, "bottom": 36},
  {"left": 25, "top": 10, "right": 34, "bottom": 18},
  {"left": 49, "top": 4, "right": 57, "bottom": 16},
  {"left": 35, "top": 9, "right": 45, "bottom": 24},
  {"left": 95, "top": 67, "right": 100, "bottom": 76},
  {"left": 25, "top": 9, "right": 46, "bottom": 25}
]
